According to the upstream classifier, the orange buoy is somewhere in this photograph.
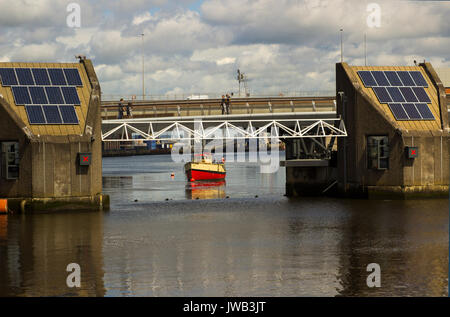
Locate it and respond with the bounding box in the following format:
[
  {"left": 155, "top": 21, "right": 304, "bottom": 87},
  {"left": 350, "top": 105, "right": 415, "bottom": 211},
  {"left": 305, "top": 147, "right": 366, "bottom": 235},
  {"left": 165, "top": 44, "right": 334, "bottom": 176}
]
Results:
[
  {"left": 0, "top": 199, "right": 7, "bottom": 213},
  {"left": 190, "top": 178, "right": 195, "bottom": 182}
]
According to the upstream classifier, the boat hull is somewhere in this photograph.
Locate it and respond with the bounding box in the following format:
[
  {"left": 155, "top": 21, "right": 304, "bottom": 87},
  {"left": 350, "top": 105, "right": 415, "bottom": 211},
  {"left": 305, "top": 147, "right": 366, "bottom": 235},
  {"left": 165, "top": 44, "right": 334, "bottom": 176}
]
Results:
[{"left": 184, "top": 162, "right": 226, "bottom": 181}]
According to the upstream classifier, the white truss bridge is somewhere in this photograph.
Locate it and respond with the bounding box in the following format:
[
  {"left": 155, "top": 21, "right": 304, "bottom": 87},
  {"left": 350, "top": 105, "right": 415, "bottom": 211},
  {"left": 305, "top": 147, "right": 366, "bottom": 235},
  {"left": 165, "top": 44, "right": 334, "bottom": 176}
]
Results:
[{"left": 101, "top": 112, "right": 347, "bottom": 142}]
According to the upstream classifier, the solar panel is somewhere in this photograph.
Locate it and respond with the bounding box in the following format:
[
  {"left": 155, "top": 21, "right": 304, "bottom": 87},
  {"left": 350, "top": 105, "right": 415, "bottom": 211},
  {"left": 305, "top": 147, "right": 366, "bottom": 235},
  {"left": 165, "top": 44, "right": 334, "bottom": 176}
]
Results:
[
  {"left": 64, "top": 68, "right": 83, "bottom": 86},
  {"left": 386, "top": 87, "right": 405, "bottom": 102},
  {"left": 399, "top": 87, "right": 418, "bottom": 103},
  {"left": 388, "top": 103, "right": 409, "bottom": 120},
  {"left": 29, "top": 86, "right": 48, "bottom": 104},
  {"left": 402, "top": 103, "right": 422, "bottom": 119},
  {"left": 371, "top": 71, "right": 390, "bottom": 86},
  {"left": 12, "top": 86, "right": 32, "bottom": 105},
  {"left": 411, "top": 87, "right": 431, "bottom": 103},
  {"left": 25, "top": 105, "right": 46, "bottom": 124},
  {"left": 397, "top": 71, "right": 415, "bottom": 86},
  {"left": 0, "top": 68, "right": 18, "bottom": 86},
  {"left": 61, "top": 86, "right": 80, "bottom": 104},
  {"left": 415, "top": 103, "right": 435, "bottom": 120},
  {"left": 357, "top": 71, "right": 377, "bottom": 87},
  {"left": 373, "top": 87, "right": 392, "bottom": 103},
  {"left": 409, "top": 71, "right": 428, "bottom": 87},
  {"left": 384, "top": 71, "right": 403, "bottom": 86},
  {"left": 59, "top": 105, "right": 79, "bottom": 124},
  {"left": 45, "top": 86, "right": 64, "bottom": 104},
  {"left": 43, "top": 105, "right": 62, "bottom": 124},
  {"left": 32, "top": 68, "right": 51, "bottom": 85},
  {"left": 15, "top": 68, "right": 35, "bottom": 85},
  {"left": 48, "top": 68, "right": 67, "bottom": 85}
]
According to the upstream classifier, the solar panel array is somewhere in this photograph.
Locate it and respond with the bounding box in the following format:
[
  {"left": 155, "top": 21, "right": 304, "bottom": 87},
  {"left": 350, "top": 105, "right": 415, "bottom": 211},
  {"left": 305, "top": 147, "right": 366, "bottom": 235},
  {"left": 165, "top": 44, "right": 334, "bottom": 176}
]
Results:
[
  {"left": 357, "top": 70, "right": 435, "bottom": 121},
  {"left": 0, "top": 67, "right": 82, "bottom": 125}
]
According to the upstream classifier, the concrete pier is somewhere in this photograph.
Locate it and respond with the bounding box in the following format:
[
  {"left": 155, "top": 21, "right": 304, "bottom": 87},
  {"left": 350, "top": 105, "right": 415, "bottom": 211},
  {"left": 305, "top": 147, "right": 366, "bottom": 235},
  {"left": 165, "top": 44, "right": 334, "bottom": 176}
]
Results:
[
  {"left": 0, "top": 59, "right": 109, "bottom": 212},
  {"left": 284, "top": 62, "right": 449, "bottom": 199},
  {"left": 335, "top": 62, "right": 449, "bottom": 198}
]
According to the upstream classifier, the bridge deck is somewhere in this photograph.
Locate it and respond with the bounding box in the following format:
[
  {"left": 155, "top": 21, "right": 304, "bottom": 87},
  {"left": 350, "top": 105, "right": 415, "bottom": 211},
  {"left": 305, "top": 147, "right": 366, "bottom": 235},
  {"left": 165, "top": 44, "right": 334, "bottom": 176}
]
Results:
[{"left": 101, "top": 96, "right": 337, "bottom": 119}]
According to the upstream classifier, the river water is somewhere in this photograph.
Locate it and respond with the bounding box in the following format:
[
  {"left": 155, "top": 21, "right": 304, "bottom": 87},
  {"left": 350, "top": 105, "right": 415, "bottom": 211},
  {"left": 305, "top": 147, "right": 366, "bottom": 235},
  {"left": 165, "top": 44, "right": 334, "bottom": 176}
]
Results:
[{"left": 0, "top": 153, "right": 448, "bottom": 296}]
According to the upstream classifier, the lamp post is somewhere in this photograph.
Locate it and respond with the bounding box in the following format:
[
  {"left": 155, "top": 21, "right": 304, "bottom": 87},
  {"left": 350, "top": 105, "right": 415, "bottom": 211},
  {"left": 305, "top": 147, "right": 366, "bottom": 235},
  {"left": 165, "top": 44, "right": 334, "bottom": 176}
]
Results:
[
  {"left": 364, "top": 33, "right": 367, "bottom": 66},
  {"left": 340, "top": 29, "right": 343, "bottom": 63},
  {"left": 141, "top": 33, "right": 145, "bottom": 100}
]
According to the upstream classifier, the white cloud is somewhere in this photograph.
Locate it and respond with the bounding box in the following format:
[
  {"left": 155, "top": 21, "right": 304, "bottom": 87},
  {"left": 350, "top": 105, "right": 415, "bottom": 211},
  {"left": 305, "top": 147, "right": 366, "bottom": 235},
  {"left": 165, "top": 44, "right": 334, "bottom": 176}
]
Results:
[
  {"left": 132, "top": 12, "right": 153, "bottom": 25},
  {"left": 216, "top": 57, "right": 236, "bottom": 65},
  {"left": 0, "top": 0, "right": 449, "bottom": 97}
]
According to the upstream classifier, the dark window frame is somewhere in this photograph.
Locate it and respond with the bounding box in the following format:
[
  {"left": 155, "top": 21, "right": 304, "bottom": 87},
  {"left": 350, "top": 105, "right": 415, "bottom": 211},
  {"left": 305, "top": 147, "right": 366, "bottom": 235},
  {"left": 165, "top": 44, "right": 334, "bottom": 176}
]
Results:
[
  {"left": 367, "top": 135, "right": 389, "bottom": 170},
  {"left": 1, "top": 141, "right": 20, "bottom": 180}
]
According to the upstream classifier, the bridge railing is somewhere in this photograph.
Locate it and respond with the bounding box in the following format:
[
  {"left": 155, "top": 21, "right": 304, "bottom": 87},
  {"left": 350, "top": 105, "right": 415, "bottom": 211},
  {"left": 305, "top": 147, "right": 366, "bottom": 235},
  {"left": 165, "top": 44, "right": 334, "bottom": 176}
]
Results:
[
  {"left": 101, "top": 97, "right": 337, "bottom": 120},
  {"left": 100, "top": 91, "right": 336, "bottom": 101}
]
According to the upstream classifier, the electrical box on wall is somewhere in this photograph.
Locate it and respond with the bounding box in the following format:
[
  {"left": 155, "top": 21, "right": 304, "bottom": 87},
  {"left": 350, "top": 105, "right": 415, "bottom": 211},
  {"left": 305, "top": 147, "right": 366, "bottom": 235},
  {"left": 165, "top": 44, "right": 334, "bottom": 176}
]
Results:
[
  {"left": 405, "top": 146, "right": 418, "bottom": 159},
  {"left": 78, "top": 153, "right": 92, "bottom": 166}
]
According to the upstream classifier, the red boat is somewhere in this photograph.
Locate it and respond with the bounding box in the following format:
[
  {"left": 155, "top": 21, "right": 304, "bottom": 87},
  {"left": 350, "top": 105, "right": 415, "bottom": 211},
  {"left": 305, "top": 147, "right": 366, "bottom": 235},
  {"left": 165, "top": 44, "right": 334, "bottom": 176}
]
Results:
[{"left": 184, "top": 154, "right": 226, "bottom": 181}]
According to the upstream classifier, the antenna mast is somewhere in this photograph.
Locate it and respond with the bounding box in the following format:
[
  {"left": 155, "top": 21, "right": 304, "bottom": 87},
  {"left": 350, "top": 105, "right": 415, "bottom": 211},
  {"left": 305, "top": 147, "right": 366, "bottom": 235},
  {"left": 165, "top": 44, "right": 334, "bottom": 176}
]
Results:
[{"left": 237, "top": 69, "right": 249, "bottom": 97}]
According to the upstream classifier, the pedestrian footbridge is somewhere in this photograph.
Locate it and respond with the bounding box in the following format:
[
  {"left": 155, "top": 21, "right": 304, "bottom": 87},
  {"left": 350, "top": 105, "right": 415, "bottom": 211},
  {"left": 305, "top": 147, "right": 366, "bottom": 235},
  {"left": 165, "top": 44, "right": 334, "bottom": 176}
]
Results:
[{"left": 101, "top": 111, "right": 347, "bottom": 142}]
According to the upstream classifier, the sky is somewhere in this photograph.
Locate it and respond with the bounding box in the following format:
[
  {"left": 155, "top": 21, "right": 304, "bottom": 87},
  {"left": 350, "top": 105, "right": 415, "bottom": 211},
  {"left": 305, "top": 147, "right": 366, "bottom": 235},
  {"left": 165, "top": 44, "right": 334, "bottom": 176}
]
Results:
[{"left": 0, "top": 0, "right": 449, "bottom": 99}]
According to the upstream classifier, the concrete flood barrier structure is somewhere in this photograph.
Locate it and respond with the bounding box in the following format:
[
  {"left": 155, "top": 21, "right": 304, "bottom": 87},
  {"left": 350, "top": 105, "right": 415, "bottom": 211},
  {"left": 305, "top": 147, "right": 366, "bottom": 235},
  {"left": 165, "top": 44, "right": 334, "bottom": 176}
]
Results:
[
  {"left": 284, "top": 62, "right": 449, "bottom": 199},
  {"left": 0, "top": 59, "right": 109, "bottom": 213},
  {"left": 335, "top": 62, "right": 449, "bottom": 199}
]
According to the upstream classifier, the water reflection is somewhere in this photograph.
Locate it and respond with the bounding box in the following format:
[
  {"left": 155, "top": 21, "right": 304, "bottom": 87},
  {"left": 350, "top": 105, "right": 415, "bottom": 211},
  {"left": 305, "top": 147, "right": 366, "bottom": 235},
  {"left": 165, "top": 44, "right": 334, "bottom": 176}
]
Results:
[
  {"left": 335, "top": 199, "right": 448, "bottom": 296},
  {"left": 185, "top": 181, "right": 226, "bottom": 200},
  {"left": 0, "top": 215, "right": 6, "bottom": 240},
  {"left": 102, "top": 176, "right": 133, "bottom": 189},
  {"left": 0, "top": 212, "right": 105, "bottom": 297},
  {"left": 101, "top": 198, "right": 448, "bottom": 296}
]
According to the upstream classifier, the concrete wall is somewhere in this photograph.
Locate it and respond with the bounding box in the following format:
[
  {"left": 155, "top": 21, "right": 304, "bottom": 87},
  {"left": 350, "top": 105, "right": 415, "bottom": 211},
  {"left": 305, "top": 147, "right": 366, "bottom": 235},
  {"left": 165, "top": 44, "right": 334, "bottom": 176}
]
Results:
[
  {"left": 80, "top": 59, "right": 103, "bottom": 196},
  {"left": 401, "top": 135, "right": 449, "bottom": 187},
  {"left": 29, "top": 136, "right": 97, "bottom": 198},
  {"left": 285, "top": 165, "right": 337, "bottom": 196}
]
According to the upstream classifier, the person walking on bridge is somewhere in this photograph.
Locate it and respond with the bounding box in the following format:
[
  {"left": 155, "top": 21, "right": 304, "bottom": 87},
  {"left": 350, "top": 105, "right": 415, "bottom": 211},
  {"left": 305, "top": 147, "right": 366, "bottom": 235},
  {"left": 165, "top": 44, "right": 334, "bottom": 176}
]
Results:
[
  {"left": 118, "top": 98, "right": 124, "bottom": 119},
  {"left": 221, "top": 95, "right": 226, "bottom": 115},
  {"left": 225, "top": 94, "right": 231, "bottom": 114},
  {"left": 126, "top": 102, "right": 133, "bottom": 118}
]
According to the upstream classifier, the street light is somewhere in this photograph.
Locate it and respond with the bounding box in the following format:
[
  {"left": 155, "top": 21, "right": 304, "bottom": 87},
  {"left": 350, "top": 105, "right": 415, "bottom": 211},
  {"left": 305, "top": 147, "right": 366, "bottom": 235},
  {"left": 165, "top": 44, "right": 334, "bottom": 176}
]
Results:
[
  {"left": 340, "top": 29, "right": 343, "bottom": 63},
  {"left": 364, "top": 33, "right": 367, "bottom": 66},
  {"left": 141, "top": 33, "right": 145, "bottom": 100}
]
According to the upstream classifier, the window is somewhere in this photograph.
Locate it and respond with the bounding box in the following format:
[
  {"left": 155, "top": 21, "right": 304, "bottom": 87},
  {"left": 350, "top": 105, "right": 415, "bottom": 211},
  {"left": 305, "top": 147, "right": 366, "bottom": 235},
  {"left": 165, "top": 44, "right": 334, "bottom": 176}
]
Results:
[
  {"left": 1, "top": 142, "right": 19, "bottom": 180},
  {"left": 367, "top": 136, "right": 389, "bottom": 170}
]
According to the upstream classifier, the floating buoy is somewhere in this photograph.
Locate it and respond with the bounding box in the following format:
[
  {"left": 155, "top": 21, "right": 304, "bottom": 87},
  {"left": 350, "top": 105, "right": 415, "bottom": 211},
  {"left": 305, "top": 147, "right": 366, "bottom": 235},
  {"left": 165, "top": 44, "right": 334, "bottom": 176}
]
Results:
[{"left": 0, "top": 199, "right": 7, "bottom": 213}]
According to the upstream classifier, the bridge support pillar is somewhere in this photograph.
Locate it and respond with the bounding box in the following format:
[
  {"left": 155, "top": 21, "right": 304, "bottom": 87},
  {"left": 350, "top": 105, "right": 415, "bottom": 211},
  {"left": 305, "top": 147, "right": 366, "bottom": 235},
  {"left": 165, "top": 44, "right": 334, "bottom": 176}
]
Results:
[
  {"left": 283, "top": 140, "right": 338, "bottom": 197},
  {"left": 285, "top": 166, "right": 337, "bottom": 196}
]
